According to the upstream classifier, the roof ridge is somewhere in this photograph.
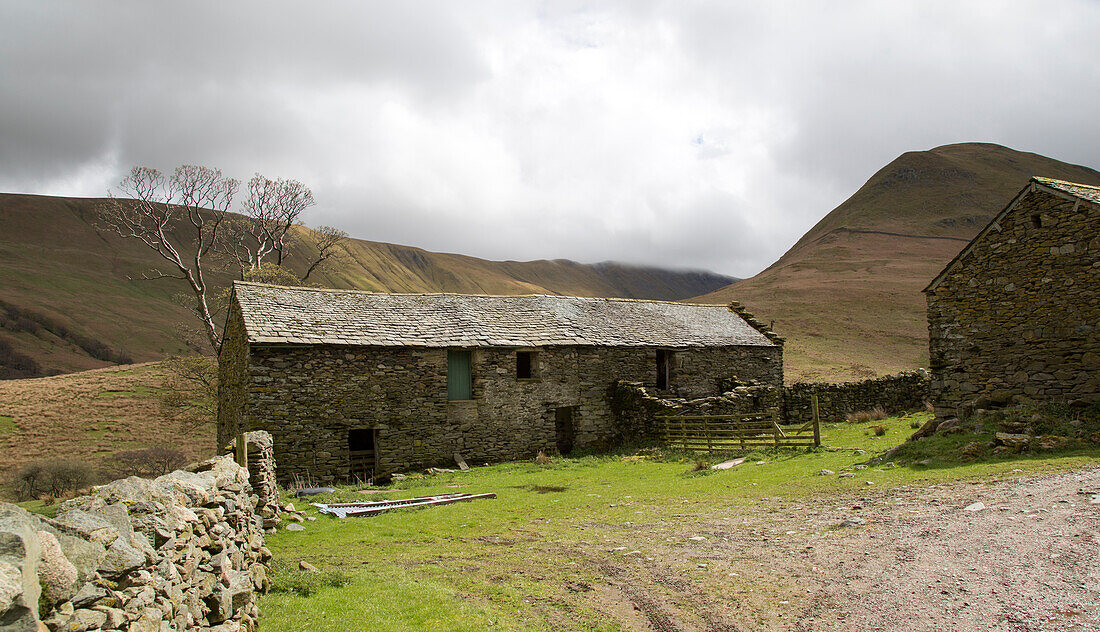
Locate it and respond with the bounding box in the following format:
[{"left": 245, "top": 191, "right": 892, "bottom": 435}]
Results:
[
  {"left": 233, "top": 281, "right": 728, "bottom": 306},
  {"left": 1031, "top": 176, "right": 1100, "bottom": 192}
]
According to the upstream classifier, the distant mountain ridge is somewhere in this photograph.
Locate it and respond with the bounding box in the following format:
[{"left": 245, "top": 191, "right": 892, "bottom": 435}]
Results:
[
  {"left": 695, "top": 142, "right": 1100, "bottom": 382},
  {"left": 0, "top": 193, "right": 734, "bottom": 378}
]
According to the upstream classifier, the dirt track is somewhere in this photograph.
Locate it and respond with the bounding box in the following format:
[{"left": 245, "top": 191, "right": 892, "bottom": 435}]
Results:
[{"left": 583, "top": 468, "right": 1100, "bottom": 631}]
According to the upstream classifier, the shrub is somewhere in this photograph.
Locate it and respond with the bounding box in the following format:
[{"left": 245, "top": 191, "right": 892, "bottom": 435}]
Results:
[
  {"left": 870, "top": 425, "right": 886, "bottom": 437},
  {"left": 846, "top": 406, "right": 887, "bottom": 423},
  {"left": 114, "top": 447, "right": 188, "bottom": 477},
  {"left": 12, "top": 460, "right": 95, "bottom": 501}
]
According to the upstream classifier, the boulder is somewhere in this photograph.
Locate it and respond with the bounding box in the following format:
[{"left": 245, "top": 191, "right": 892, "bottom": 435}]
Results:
[
  {"left": 35, "top": 530, "right": 78, "bottom": 605},
  {"left": 909, "top": 416, "right": 941, "bottom": 440},
  {"left": 935, "top": 418, "right": 964, "bottom": 436},
  {"left": 0, "top": 503, "right": 43, "bottom": 631},
  {"left": 995, "top": 432, "right": 1031, "bottom": 450}
]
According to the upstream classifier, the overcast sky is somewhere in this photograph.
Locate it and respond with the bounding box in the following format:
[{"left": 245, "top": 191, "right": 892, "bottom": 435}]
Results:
[{"left": 2, "top": 2, "right": 1099, "bottom": 278}]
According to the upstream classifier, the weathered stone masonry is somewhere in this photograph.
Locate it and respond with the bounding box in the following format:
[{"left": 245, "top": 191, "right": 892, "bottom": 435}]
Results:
[
  {"left": 218, "top": 284, "right": 783, "bottom": 486},
  {"left": 0, "top": 454, "right": 271, "bottom": 632},
  {"left": 228, "top": 343, "right": 781, "bottom": 485},
  {"left": 926, "top": 177, "right": 1100, "bottom": 419}
]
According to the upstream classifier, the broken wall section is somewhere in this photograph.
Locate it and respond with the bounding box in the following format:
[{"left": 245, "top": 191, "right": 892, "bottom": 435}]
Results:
[
  {"left": 608, "top": 380, "right": 782, "bottom": 439},
  {"left": 0, "top": 454, "right": 270, "bottom": 632}
]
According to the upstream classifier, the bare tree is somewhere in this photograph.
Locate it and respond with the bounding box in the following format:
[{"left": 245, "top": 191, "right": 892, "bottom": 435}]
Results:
[
  {"left": 221, "top": 174, "right": 315, "bottom": 272},
  {"left": 99, "top": 166, "right": 238, "bottom": 350},
  {"left": 302, "top": 225, "right": 349, "bottom": 281}
]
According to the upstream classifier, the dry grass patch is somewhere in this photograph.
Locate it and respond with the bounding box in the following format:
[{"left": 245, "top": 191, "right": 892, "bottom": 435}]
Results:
[{"left": 0, "top": 361, "right": 216, "bottom": 496}]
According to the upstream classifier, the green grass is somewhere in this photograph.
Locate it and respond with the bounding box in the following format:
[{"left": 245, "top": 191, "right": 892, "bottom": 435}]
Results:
[
  {"left": 16, "top": 499, "right": 61, "bottom": 518},
  {"left": 0, "top": 415, "right": 15, "bottom": 434},
  {"left": 260, "top": 413, "right": 1100, "bottom": 631}
]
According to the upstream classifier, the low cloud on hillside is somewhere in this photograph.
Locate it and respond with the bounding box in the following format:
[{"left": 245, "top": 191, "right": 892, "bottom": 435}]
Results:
[{"left": 2, "top": 1, "right": 1098, "bottom": 277}]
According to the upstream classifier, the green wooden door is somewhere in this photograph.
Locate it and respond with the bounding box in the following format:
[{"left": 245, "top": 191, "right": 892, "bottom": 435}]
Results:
[{"left": 447, "top": 350, "right": 472, "bottom": 400}]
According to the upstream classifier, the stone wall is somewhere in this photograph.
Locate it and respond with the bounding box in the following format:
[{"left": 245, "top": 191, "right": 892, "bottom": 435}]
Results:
[
  {"left": 608, "top": 381, "right": 782, "bottom": 439},
  {"left": 926, "top": 185, "right": 1100, "bottom": 419},
  {"left": 610, "top": 371, "right": 927, "bottom": 432},
  {"left": 0, "top": 455, "right": 269, "bottom": 632},
  {"left": 783, "top": 371, "right": 930, "bottom": 423},
  {"left": 220, "top": 333, "right": 783, "bottom": 485}
]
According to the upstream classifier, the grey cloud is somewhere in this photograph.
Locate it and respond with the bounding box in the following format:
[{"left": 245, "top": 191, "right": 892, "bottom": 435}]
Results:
[{"left": 2, "top": 1, "right": 1099, "bottom": 278}]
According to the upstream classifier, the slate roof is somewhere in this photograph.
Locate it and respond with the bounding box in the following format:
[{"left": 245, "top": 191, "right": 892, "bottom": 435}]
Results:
[
  {"left": 1033, "top": 177, "right": 1100, "bottom": 205},
  {"left": 232, "top": 282, "right": 775, "bottom": 348}
]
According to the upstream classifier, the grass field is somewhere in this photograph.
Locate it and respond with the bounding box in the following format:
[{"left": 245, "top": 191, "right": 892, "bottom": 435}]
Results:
[{"left": 260, "top": 413, "right": 1100, "bottom": 631}]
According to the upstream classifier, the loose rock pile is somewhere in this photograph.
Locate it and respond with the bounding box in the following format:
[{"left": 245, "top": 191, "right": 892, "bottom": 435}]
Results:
[{"left": 0, "top": 455, "right": 271, "bottom": 632}]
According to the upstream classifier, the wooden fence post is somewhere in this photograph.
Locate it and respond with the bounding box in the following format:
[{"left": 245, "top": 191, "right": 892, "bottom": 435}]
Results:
[
  {"left": 811, "top": 395, "right": 821, "bottom": 447},
  {"left": 235, "top": 433, "right": 248, "bottom": 468}
]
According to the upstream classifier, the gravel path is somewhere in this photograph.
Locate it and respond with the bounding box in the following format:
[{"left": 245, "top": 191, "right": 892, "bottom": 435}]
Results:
[{"left": 588, "top": 468, "right": 1100, "bottom": 631}]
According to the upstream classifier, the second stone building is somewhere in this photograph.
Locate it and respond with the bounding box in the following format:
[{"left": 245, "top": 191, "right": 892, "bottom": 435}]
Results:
[{"left": 217, "top": 282, "right": 783, "bottom": 484}]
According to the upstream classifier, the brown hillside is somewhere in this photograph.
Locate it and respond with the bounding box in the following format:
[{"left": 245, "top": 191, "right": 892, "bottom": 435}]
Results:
[
  {"left": 696, "top": 143, "right": 1100, "bottom": 383},
  {"left": 0, "top": 193, "right": 734, "bottom": 377}
]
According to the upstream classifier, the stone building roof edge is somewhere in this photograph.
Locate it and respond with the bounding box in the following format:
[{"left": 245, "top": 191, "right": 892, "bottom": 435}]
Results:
[
  {"left": 229, "top": 280, "right": 733, "bottom": 308},
  {"left": 923, "top": 176, "right": 1099, "bottom": 293},
  {"left": 231, "top": 282, "right": 778, "bottom": 348}
]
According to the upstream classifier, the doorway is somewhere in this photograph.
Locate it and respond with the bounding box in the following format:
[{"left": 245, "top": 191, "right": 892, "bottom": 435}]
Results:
[
  {"left": 348, "top": 428, "right": 377, "bottom": 483},
  {"left": 656, "top": 349, "right": 672, "bottom": 390},
  {"left": 555, "top": 407, "right": 575, "bottom": 455}
]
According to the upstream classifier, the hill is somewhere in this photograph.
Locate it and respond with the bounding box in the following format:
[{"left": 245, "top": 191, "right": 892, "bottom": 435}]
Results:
[
  {"left": 0, "top": 193, "right": 734, "bottom": 377},
  {"left": 695, "top": 142, "right": 1100, "bottom": 382}
]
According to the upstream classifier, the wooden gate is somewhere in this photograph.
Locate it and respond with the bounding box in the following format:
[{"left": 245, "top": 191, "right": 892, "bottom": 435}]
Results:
[{"left": 657, "top": 408, "right": 820, "bottom": 451}]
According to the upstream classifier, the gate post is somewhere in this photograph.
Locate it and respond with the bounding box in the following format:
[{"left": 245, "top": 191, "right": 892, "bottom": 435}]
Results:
[{"left": 811, "top": 394, "right": 821, "bottom": 447}]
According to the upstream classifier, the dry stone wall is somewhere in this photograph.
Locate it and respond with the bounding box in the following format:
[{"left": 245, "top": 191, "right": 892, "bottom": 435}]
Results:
[
  {"left": 927, "top": 187, "right": 1099, "bottom": 418},
  {"left": 783, "top": 371, "right": 931, "bottom": 423},
  {"left": 221, "top": 336, "right": 782, "bottom": 485},
  {"left": 610, "top": 371, "right": 929, "bottom": 433},
  {"left": 0, "top": 455, "right": 270, "bottom": 632}
]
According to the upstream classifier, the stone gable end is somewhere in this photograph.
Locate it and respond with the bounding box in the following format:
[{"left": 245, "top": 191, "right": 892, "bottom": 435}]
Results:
[{"left": 926, "top": 179, "right": 1100, "bottom": 417}]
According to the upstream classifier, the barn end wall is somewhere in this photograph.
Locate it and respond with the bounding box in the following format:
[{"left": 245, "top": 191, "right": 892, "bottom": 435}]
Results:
[
  {"left": 216, "top": 300, "right": 250, "bottom": 450},
  {"left": 927, "top": 190, "right": 1100, "bottom": 418},
  {"left": 229, "top": 343, "right": 781, "bottom": 485}
]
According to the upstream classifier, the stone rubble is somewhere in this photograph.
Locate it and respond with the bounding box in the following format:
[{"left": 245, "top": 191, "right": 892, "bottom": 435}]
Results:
[{"left": 0, "top": 442, "right": 277, "bottom": 632}]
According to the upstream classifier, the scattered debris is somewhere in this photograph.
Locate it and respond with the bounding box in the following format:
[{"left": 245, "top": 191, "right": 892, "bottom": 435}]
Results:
[
  {"left": 711, "top": 458, "right": 747, "bottom": 470},
  {"left": 454, "top": 452, "right": 469, "bottom": 471},
  {"left": 818, "top": 469, "right": 835, "bottom": 476},
  {"left": 295, "top": 487, "right": 336, "bottom": 497},
  {"left": 839, "top": 517, "right": 866, "bottom": 527},
  {"left": 313, "top": 492, "right": 497, "bottom": 518},
  {"left": 964, "top": 501, "right": 985, "bottom": 512}
]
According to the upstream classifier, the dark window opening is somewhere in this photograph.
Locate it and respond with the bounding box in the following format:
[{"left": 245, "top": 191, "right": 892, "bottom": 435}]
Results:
[
  {"left": 447, "top": 349, "right": 472, "bottom": 400},
  {"left": 348, "top": 428, "right": 376, "bottom": 483},
  {"left": 656, "top": 349, "right": 672, "bottom": 390},
  {"left": 517, "top": 351, "right": 535, "bottom": 379},
  {"left": 1031, "top": 214, "right": 1042, "bottom": 229}
]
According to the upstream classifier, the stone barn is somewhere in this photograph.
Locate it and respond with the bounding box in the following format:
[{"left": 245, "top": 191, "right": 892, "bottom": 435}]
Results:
[
  {"left": 217, "top": 282, "right": 783, "bottom": 484},
  {"left": 925, "top": 177, "right": 1100, "bottom": 418}
]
